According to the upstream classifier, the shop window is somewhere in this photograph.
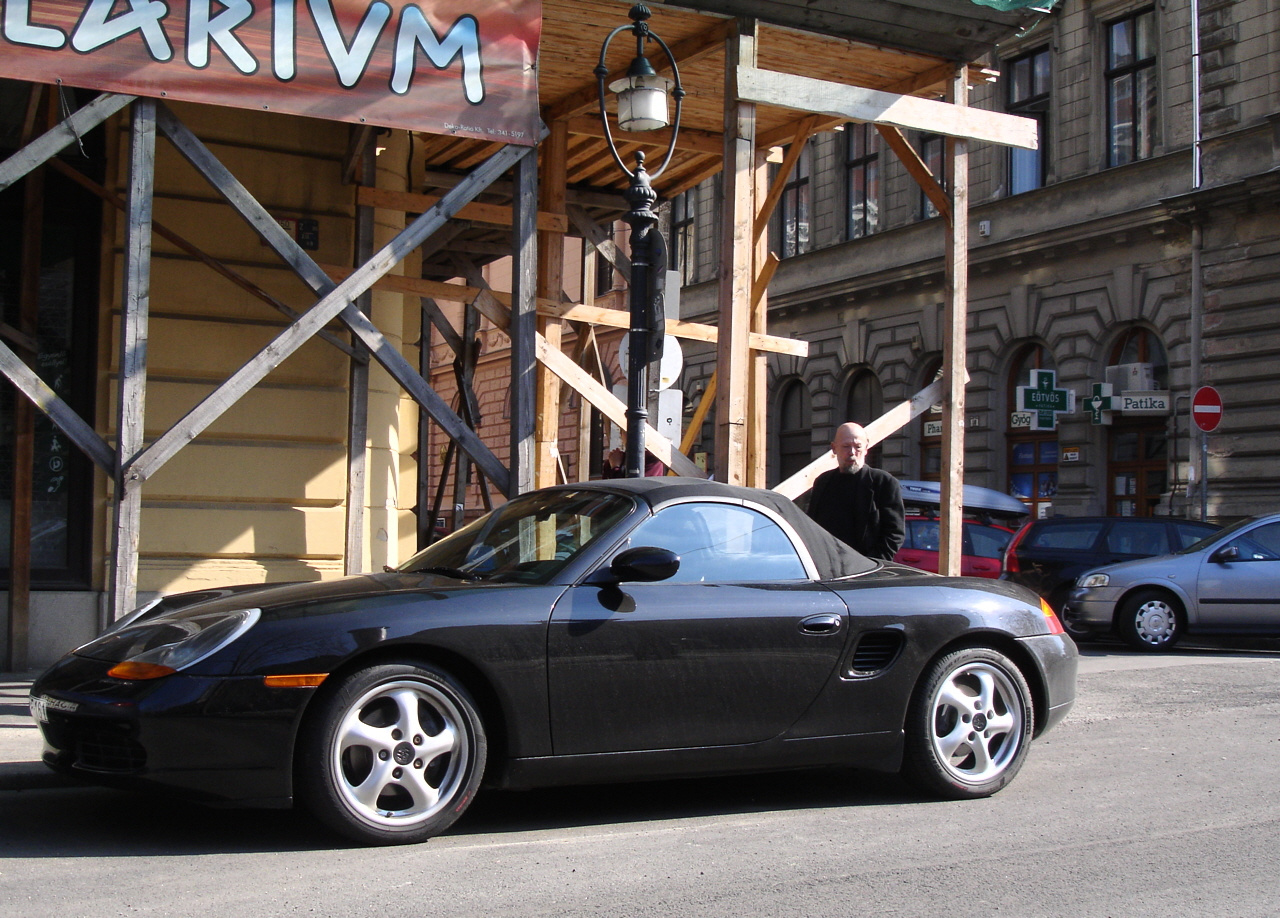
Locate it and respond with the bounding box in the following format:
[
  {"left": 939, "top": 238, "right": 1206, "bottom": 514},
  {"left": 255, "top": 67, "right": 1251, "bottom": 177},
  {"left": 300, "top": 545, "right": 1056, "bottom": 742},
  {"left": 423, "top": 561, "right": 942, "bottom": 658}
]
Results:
[
  {"left": 1005, "top": 47, "right": 1051, "bottom": 194},
  {"left": 1106, "top": 8, "right": 1158, "bottom": 167},
  {"left": 1006, "top": 345, "right": 1058, "bottom": 518},
  {"left": 0, "top": 86, "right": 102, "bottom": 589}
]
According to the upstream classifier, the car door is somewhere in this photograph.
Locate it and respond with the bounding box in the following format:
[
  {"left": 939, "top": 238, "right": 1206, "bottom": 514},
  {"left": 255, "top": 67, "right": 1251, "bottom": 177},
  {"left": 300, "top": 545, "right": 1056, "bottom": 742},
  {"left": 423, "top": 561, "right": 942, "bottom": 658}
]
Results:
[
  {"left": 1195, "top": 520, "right": 1280, "bottom": 627},
  {"left": 546, "top": 500, "right": 849, "bottom": 755}
]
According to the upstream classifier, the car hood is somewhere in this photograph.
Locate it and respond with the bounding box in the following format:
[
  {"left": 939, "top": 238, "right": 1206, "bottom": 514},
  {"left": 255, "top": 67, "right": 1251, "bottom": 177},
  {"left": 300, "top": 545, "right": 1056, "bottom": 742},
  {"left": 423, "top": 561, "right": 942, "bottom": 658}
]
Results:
[
  {"left": 1078, "top": 552, "right": 1192, "bottom": 584},
  {"left": 129, "top": 571, "right": 514, "bottom": 623}
]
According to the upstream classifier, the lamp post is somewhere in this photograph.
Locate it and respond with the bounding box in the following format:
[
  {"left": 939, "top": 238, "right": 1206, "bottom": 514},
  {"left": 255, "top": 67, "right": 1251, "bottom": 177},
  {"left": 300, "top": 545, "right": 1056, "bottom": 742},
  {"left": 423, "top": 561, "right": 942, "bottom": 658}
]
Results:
[{"left": 596, "top": 4, "right": 684, "bottom": 477}]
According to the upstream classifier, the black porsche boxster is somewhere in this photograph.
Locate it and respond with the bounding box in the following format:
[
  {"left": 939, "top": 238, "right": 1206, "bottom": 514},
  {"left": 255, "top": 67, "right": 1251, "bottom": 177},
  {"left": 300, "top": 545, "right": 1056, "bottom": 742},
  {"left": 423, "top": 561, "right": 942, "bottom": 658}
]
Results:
[{"left": 30, "top": 478, "right": 1076, "bottom": 845}]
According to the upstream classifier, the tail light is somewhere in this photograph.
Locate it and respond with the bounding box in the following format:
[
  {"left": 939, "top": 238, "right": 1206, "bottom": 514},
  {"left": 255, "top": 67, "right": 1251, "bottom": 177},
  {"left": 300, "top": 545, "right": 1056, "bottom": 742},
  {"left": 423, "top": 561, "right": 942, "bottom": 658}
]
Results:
[
  {"left": 1040, "top": 597, "right": 1065, "bottom": 635},
  {"left": 1003, "top": 521, "right": 1032, "bottom": 574}
]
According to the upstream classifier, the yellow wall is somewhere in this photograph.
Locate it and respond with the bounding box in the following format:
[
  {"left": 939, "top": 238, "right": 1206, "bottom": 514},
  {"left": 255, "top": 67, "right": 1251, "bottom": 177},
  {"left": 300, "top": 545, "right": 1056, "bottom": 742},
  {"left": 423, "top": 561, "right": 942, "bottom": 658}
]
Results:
[{"left": 97, "top": 103, "right": 417, "bottom": 596}]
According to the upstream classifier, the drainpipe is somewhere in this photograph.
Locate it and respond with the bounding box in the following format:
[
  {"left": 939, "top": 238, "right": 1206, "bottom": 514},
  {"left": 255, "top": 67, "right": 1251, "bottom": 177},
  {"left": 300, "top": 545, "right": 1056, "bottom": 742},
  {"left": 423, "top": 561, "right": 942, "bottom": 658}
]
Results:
[{"left": 1188, "top": 0, "right": 1206, "bottom": 519}]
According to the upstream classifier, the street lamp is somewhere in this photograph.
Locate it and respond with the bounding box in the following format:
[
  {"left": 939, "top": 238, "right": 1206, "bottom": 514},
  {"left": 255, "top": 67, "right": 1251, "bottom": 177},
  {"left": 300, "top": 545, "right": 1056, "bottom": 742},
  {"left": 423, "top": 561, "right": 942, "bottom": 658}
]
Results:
[{"left": 596, "top": 3, "right": 684, "bottom": 477}]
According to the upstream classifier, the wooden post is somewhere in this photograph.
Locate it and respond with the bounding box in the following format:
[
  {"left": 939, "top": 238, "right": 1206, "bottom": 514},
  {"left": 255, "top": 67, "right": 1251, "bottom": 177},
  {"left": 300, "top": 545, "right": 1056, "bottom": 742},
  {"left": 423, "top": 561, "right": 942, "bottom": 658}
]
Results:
[
  {"left": 747, "top": 146, "right": 770, "bottom": 487},
  {"left": 510, "top": 146, "right": 538, "bottom": 495},
  {"left": 110, "top": 98, "right": 155, "bottom": 623},
  {"left": 715, "top": 19, "right": 757, "bottom": 486},
  {"left": 344, "top": 130, "right": 375, "bottom": 574},
  {"left": 939, "top": 68, "right": 969, "bottom": 577},
  {"left": 535, "top": 121, "right": 568, "bottom": 488}
]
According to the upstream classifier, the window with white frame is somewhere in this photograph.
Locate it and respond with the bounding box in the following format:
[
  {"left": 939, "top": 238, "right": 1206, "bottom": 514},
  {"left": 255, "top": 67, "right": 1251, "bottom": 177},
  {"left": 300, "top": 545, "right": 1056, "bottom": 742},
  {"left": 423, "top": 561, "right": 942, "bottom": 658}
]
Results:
[
  {"left": 769, "top": 140, "right": 813, "bottom": 258},
  {"left": 845, "top": 123, "right": 880, "bottom": 239},
  {"left": 671, "top": 186, "right": 698, "bottom": 286}
]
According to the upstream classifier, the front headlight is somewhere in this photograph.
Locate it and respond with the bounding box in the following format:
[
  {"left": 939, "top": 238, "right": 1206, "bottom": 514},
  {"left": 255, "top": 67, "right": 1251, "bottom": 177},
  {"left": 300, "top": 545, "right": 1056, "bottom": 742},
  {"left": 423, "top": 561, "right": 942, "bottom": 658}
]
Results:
[
  {"left": 76, "top": 608, "right": 260, "bottom": 680},
  {"left": 1077, "top": 572, "right": 1110, "bottom": 589}
]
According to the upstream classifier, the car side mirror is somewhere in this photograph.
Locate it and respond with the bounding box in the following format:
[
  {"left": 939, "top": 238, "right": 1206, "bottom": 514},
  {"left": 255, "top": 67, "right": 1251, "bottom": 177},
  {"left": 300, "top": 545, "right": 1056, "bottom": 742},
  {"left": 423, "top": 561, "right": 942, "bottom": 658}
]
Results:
[
  {"left": 610, "top": 546, "right": 680, "bottom": 583},
  {"left": 1209, "top": 545, "right": 1239, "bottom": 564}
]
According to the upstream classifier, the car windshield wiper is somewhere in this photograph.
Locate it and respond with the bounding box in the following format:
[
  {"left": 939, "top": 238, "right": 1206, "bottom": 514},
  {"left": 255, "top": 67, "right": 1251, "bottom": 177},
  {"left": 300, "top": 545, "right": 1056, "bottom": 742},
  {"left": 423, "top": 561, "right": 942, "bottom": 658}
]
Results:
[{"left": 409, "top": 566, "right": 487, "bottom": 582}]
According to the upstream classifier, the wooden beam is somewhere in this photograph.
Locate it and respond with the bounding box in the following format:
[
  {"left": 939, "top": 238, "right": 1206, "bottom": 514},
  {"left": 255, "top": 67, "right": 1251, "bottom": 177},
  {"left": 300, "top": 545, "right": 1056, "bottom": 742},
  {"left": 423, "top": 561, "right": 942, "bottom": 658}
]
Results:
[
  {"left": 131, "top": 135, "right": 534, "bottom": 484},
  {"left": 535, "top": 335, "right": 704, "bottom": 479},
  {"left": 773, "top": 376, "right": 950, "bottom": 501},
  {"left": 0, "top": 92, "right": 134, "bottom": 191},
  {"left": 715, "top": 21, "right": 758, "bottom": 486},
  {"left": 566, "top": 204, "right": 630, "bottom": 284},
  {"left": 111, "top": 98, "right": 156, "bottom": 622},
  {"left": 565, "top": 113, "right": 725, "bottom": 157},
  {"left": 317, "top": 265, "right": 809, "bottom": 357},
  {"left": 735, "top": 66, "right": 1039, "bottom": 149},
  {"left": 877, "top": 124, "right": 951, "bottom": 225},
  {"left": 357, "top": 186, "right": 569, "bottom": 234},
  {"left": 510, "top": 150, "right": 538, "bottom": 495},
  {"left": 344, "top": 129, "right": 375, "bottom": 575},
  {"left": 939, "top": 68, "right": 970, "bottom": 578},
  {"left": 680, "top": 371, "right": 717, "bottom": 456},
  {"left": 535, "top": 121, "right": 569, "bottom": 489}
]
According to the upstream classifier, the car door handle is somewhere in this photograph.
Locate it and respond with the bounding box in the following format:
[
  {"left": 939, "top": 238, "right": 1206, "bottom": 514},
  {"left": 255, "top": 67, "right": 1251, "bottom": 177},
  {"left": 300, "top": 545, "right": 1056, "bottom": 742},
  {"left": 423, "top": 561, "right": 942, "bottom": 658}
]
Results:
[{"left": 798, "top": 613, "right": 843, "bottom": 635}]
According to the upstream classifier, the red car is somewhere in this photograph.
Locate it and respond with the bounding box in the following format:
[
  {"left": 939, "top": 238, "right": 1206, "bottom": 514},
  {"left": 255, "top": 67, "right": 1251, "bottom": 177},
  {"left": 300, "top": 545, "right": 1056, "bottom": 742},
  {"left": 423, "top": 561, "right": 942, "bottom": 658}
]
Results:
[{"left": 893, "top": 480, "right": 1028, "bottom": 578}]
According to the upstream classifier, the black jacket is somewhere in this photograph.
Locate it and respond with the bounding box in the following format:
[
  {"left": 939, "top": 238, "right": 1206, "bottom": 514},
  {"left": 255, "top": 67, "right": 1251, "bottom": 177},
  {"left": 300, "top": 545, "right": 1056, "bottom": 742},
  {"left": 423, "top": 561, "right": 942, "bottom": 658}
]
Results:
[{"left": 807, "top": 466, "right": 906, "bottom": 562}]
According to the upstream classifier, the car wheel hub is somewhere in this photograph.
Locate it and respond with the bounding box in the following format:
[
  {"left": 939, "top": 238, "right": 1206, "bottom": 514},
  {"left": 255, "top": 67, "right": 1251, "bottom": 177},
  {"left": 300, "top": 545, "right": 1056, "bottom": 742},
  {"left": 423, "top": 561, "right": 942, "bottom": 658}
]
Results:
[{"left": 1135, "top": 602, "right": 1174, "bottom": 643}]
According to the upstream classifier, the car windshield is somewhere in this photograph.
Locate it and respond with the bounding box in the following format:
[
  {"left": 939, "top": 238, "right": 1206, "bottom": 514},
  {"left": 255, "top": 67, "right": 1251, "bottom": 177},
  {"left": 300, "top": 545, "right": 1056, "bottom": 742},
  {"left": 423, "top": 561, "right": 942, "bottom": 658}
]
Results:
[
  {"left": 397, "top": 489, "right": 635, "bottom": 584},
  {"left": 1177, "top": 515, "right": 1257, "bottom": 554}
]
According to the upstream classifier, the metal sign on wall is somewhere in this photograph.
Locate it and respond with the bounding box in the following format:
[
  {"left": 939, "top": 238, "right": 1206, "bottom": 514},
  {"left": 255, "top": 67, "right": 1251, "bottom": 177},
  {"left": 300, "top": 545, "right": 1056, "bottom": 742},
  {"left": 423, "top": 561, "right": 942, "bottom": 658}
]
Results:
[{"left": 0, "top": 0, "right": 542, "bottom": 143}]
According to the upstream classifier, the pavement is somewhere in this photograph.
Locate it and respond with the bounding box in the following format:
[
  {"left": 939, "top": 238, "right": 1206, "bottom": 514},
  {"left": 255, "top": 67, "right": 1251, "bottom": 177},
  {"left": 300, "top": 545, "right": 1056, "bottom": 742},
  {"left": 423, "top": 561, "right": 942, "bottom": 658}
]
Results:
[{"left": 0, "top": 671, "right": 69, "bottom": 791}]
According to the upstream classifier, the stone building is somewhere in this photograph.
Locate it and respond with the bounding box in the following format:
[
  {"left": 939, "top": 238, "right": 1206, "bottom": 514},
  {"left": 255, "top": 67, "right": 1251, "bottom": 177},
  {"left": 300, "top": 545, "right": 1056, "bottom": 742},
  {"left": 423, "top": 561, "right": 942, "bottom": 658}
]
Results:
[{"left": 673, "top": 0, "right": 1279, "bottom": 523}]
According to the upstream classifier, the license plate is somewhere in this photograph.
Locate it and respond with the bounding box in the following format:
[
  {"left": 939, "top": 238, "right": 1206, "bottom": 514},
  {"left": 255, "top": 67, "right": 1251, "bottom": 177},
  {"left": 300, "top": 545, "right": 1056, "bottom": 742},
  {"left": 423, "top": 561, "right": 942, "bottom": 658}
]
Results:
[{"left": 29, "top": 694, "right": 77, "bottom": 723}]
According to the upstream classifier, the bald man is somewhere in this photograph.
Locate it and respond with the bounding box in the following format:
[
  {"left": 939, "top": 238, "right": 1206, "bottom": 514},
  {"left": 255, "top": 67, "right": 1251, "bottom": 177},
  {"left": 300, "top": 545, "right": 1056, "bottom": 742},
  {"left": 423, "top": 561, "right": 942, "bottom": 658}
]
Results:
[{"left": 807, "top": 422, "right": 905, "bottom": 561}]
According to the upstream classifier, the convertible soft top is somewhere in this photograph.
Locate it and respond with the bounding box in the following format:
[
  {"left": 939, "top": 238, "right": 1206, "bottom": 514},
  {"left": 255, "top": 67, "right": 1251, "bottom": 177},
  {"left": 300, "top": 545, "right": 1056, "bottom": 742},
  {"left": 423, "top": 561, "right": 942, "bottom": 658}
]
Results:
[{"left": 548, "top": 477, "right": 879, "bottom": 581}]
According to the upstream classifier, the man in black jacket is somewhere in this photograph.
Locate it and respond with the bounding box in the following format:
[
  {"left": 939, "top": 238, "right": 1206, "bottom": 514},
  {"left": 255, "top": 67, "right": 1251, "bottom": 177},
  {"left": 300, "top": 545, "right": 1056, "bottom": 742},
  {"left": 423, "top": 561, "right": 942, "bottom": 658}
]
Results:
[{"left": 807, "top": 422, "right": 905, "bottom": 561}]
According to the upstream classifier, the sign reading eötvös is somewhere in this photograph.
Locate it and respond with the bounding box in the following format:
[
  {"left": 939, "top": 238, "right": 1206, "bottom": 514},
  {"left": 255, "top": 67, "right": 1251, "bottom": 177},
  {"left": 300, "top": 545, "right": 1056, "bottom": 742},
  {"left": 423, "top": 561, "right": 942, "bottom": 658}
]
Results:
[{"left": 0, "top": 0, "right": 541, "bottom": 142}]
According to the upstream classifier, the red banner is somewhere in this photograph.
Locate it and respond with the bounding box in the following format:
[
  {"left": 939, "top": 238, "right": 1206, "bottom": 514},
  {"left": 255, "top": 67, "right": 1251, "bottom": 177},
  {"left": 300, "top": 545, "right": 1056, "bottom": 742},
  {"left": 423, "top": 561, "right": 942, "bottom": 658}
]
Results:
[{"left": 0, "top": 0, "right": 542, "bottom": 144}]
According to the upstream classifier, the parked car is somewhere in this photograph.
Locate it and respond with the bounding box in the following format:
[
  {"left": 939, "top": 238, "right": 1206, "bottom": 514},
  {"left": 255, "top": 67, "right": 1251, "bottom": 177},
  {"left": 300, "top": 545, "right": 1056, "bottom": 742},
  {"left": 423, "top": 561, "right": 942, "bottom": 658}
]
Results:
[
  {"left": 897, "top": 515, "right": 1016, "bottom": 578},
  {"left": 1066, "top": 512, "right": 1280, "bottom": 651},
  {"left": 1001, "top": 515, "right": 1221, "bottom": 637},
  {"left": 894, "top": 479, "right": 1027, "bottom": 578},
  {"left": 30, "top": 478, "right": 1077, "bottom": 846}
]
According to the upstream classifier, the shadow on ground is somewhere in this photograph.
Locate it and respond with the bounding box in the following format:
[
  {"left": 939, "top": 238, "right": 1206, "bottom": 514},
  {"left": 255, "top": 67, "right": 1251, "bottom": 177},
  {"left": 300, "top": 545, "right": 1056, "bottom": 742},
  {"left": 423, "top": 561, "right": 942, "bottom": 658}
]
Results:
[{"left": 0, "top": 765, "right": 918, "bottom": 858}]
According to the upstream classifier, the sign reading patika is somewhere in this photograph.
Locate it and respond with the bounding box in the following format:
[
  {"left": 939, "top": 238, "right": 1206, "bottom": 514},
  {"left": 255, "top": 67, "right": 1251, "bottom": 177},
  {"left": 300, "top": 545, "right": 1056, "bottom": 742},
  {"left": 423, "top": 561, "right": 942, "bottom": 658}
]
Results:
[{"left": 0, "top": 0, "right": 541, "bottom": 143}]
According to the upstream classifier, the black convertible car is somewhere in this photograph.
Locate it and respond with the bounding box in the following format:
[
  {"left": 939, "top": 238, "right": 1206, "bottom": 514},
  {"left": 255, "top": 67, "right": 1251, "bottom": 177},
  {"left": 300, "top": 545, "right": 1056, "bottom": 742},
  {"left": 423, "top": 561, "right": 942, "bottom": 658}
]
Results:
[{"left": 31, "top": 478, "right": 1076, "bottom": 845}]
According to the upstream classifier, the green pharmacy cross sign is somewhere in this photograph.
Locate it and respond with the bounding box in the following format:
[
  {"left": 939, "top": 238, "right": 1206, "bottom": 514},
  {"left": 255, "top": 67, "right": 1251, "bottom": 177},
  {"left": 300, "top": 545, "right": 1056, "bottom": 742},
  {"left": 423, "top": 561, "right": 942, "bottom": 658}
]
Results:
[
  {"left": 1013, "top": 369, "right": 1076, "bottom": 431},
  {"left": 1083, "top": 382, "right": 1115, "bottom": 425}
]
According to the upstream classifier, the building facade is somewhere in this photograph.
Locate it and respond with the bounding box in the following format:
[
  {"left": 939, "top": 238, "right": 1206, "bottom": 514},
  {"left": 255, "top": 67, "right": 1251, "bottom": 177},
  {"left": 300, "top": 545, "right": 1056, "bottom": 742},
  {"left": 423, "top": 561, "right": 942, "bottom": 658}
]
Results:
[{"left": 673, "top": 0, "right": 1279, "bottom": 523}]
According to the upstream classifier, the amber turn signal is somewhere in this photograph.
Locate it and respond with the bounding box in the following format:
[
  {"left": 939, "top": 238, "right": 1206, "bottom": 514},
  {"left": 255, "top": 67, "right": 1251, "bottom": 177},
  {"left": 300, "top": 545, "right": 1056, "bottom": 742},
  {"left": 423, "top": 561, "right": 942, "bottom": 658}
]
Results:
[
  {"left": 1040, "top": 597, "right": 1066, "bottom": 635},
  {"left": 107, "top": 661, "right": 177, "bottom": 680},
  {"left": 262, "top": 673, "right": 329, "bottom": 688}
]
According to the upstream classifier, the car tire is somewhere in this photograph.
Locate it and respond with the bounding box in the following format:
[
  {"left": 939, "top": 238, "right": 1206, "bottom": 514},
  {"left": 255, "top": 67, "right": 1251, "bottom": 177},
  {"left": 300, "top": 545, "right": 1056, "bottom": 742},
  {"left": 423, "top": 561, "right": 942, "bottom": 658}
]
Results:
[
  {"left": 901, "top": 647, "right": 1034, "bottom": 799},
  {"left": 297, "top": 662, "right": 487, "bottom": 845},
  {"left": 1117, "top": 589, "right": 1184, "bottom": 652}
]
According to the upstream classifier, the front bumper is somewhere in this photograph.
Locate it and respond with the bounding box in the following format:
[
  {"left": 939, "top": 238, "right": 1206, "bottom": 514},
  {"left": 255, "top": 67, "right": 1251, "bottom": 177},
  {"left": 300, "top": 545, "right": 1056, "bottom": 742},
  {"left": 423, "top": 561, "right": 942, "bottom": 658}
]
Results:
[
  {"left": 30, "top": 654, "right": 316, "bottom": 808},
  {"left": 1064, "top": 586, "right": 1124, "bottom": 630},
  {"left": 1017, "top": 632, "right": 1078, "bottom": 736}
]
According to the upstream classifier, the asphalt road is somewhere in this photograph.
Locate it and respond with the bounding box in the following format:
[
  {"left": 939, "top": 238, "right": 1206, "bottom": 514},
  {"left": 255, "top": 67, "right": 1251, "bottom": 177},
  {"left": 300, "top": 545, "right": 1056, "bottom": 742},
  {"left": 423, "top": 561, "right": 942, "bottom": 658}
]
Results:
[{"left": 3, "top": 638, "right": 1279, "bottom": 918}]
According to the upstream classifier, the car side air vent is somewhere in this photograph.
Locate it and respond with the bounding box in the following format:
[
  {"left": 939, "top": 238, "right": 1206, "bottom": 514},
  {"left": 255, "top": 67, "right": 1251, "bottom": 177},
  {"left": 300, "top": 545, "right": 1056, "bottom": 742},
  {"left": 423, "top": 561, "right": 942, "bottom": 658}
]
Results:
[{"left": 847, "top": 631, "right": 904, "bottom": 677}]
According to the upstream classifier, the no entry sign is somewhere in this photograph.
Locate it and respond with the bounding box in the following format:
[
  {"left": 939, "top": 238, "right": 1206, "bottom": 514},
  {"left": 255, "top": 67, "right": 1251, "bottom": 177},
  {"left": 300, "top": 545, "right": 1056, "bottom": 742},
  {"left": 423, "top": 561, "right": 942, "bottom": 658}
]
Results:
[{"left": 1192, "top": 386, "right": 1223, "bottom": 432}]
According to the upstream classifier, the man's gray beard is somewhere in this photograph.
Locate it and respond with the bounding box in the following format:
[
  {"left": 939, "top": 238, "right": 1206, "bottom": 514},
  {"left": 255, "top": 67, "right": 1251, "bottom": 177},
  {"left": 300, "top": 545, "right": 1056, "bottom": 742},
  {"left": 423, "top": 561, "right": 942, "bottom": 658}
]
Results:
[{"left": 839, "top": 462, "right": 864, "bottom": 475}]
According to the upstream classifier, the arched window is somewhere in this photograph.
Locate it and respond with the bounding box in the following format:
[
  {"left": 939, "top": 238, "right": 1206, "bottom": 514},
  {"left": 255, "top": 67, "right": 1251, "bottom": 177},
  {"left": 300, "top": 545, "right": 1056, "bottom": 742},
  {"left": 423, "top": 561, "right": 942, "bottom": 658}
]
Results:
[
  {"left": 843, "top": 369, "right": 884, "bottom": 467},
  {"left": 1107, "top": 328, "right": 1169, "bottom": 516},
  {"left": 1006, "top": 344, "right": 1059, "bottom": 518},
  {"left": 777, "top": 379, "right": 812, "bottom": 483}
]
